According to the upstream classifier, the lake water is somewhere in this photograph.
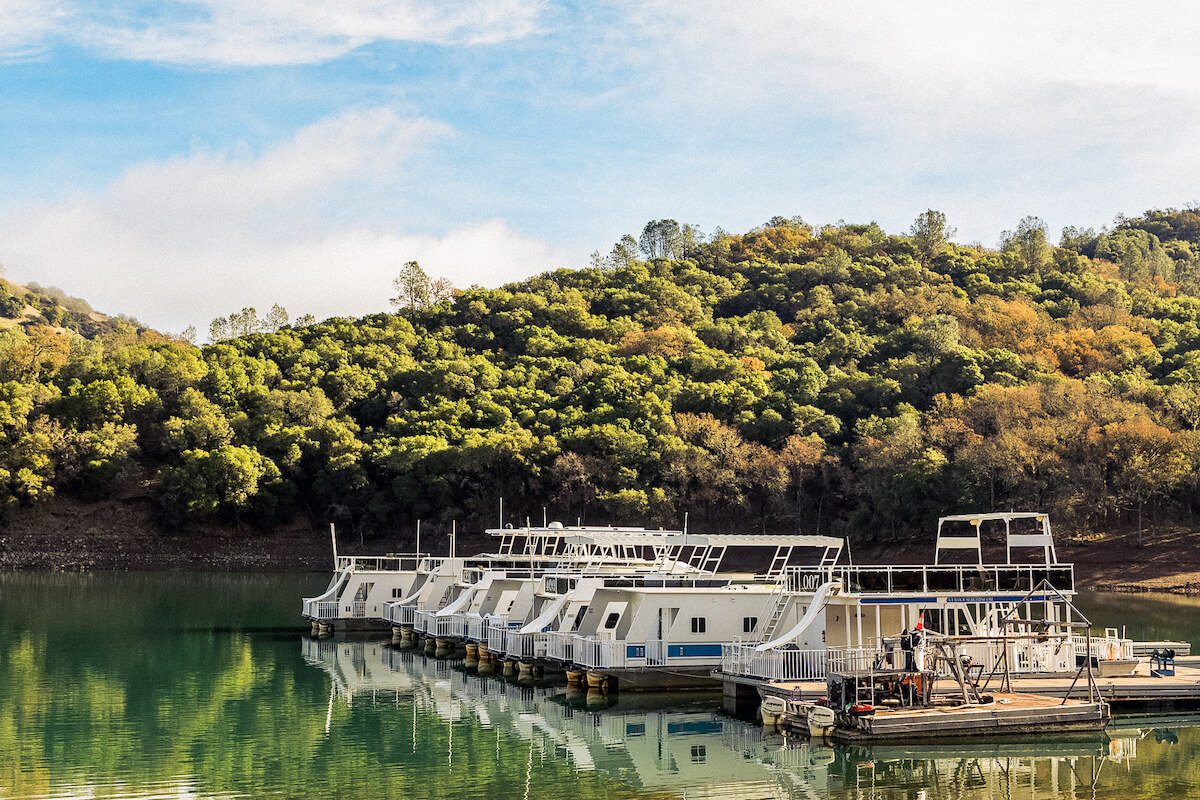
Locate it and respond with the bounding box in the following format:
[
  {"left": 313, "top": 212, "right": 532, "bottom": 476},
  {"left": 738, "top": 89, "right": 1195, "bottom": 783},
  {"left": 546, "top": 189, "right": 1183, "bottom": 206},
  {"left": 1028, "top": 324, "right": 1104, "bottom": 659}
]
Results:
[{"left": 3, "top": 573, "right": 1200, "bottom": 799}]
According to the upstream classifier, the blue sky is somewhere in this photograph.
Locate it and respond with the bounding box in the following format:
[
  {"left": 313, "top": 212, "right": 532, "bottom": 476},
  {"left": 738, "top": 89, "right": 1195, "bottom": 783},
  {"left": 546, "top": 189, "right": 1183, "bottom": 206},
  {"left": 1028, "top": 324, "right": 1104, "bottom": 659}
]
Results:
[{"left": 2, "top": 1, "right": 1199, "bottom": 336}]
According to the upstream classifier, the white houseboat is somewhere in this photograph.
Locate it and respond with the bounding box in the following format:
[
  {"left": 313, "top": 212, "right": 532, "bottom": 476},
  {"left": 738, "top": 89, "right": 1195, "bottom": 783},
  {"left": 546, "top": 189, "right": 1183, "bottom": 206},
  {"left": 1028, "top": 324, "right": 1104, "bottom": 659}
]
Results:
[
  {"left": 721, "top": 512, "right": 1088, "bottom": 686},
  {"left": 379, "top": 524, "right": 697, "bottom": 649},
  {"left": 534, "top": 534, "right": 849, "bottom": 690}
]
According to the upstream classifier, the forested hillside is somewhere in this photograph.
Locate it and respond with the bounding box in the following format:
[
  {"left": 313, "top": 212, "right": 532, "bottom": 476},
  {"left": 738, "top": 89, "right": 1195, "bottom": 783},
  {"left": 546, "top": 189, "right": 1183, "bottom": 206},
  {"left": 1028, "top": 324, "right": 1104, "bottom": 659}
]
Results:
[{"left": 5, "top": 209, "right": 1200, "bottom": 545}]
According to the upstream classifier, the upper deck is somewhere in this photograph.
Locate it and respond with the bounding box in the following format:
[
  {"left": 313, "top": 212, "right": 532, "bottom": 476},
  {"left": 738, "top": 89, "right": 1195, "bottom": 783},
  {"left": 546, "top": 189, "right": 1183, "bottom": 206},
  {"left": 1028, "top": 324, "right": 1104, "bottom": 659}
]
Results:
[{"left": 786, "top": 562, "right": 1074, "bottom": 596}]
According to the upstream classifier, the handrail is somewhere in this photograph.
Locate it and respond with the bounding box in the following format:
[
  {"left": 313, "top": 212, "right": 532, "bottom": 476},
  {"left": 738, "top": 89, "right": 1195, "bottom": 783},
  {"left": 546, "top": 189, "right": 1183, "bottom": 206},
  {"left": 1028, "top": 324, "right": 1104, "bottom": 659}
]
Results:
[{"left": 778, "top": 563, "right": 1074, "bottom": 595}]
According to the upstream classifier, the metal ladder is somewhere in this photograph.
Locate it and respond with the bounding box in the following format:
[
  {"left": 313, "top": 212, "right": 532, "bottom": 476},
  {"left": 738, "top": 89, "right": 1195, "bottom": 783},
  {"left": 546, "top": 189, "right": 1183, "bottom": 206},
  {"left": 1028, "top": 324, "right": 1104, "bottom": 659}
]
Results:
[
  {"left": 754, "top": 577, "right": 791, "bottom": 643},
  {"left": 765, "top": 545, "right": 794, "bottom": 581}
]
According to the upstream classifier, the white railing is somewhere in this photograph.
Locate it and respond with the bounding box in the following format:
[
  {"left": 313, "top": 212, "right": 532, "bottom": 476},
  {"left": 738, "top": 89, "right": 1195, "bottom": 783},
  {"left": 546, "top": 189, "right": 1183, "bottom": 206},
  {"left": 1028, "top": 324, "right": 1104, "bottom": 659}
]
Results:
[
  {"left": 950, "top": 639, "right": 1075, "bottom": 675},
  {"left": 781, "top": 563, "right": 1075, "bottom": 595},
  {"left": 487, "top": 624, "right": 508, "bottom": 656},
  {"left": 418, "top": 614, "right": 458, "bottom": 638},
  {"left": 646, "top": 639, "right": 667, "bottom": 666},
  {"left": 1072, "top": 632, "right": 1135, "bottom": 661},
  {"left": 545, "top": 632, "right": 575, "bottom": 662},
  {"left": 350, "top": 601, "right": 366, "bottom": 618},
  {"left": 334, "top": 554, "right": 432, "bottom": 572},
  {"left": 721, "top": 645, "right": 885, "bottom": 681},
  {"left": 506, "top": 631, "right": 548, "bottom": 660},
  {"left": 303, "top": 599, "right": 339, "bottom": 620},
  {"left": 571, "top": 637, "right": 627, "bottom": 670},
  {"left": 383, "top": 602, "right": 416, "bottom": 626},
  {"left": 723, "top": 638, "right": 1080, "bottom": 682},
  {"left": 466, "top": 615, "right": 493, "bottom": 642}
]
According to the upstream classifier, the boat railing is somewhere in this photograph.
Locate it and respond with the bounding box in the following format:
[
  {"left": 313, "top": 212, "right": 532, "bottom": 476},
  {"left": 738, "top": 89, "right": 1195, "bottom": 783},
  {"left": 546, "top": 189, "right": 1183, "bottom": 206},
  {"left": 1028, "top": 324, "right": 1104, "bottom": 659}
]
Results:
[
  {"left": 335, "top": 554, "right": 428, "bottom": 573},
  {"left": 598, "top": 576, "right": 732, "bottom": 589},
  {"left": 466, "top": 614, "right": 500, "bottom": 642},
  {"left": 721, "top": 644, "right": 885, "bottom": 681},
  {"left": 645, "top": 639, "right": 667, "bottom": 666},
  {"left": 546, "top": 631, "right": 575, "bottom": 663},
  {"left": 570, "top": 636, "right": 626, "bottom": 670},
  {"left": 781, "top": 563, "right": 1074, "bottom": 595},
  {"left": 945, "top": 639, "right": 1076, "bottom": 675},
  {"left": 414, "top": 611, "right": 458, "bottom": 638},
  {"left": 438, "top": 614, "right": 465, "bottom": 639},
  {"left": 507, "top": 630, "right": 549, "bottom": 660},
  {"left": 382, "top": 602, "right": 416, "bottom": 627},
  {"left": 303, "top": 599, "right": 339, "bottom": 620},
  {"left": 486, "top": 623, "right": 507, "bottom": 655},
  {"left": 1071, "top": 631, "right": 1135, "bottom": 661}
]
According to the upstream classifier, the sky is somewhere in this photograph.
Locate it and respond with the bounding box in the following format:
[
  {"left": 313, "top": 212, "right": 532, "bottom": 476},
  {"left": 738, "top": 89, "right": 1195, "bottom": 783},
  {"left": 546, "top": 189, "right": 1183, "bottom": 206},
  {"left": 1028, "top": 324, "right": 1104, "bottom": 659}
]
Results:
[{"left": 1, "top": 1, "right": 1199, "bottom": 336}]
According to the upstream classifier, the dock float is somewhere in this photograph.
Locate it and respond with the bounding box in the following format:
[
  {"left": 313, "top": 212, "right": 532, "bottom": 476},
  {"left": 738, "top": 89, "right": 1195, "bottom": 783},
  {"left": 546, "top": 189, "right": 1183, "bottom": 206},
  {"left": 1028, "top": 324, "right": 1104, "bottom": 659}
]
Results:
[
  {"left": 729, "top": 661, "right": 1200, "bottom": 714},
  {"left": 818, "top": 692, "right": 1109, "bottom": 742}
]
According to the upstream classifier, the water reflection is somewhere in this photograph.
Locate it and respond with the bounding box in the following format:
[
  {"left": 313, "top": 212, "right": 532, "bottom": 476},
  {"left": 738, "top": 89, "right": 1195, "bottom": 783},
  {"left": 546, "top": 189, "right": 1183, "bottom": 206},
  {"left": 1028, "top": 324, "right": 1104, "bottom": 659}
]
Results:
[
  {"left": 302, "top": 638, "right": 1177, "bottom": 800},
  {"left": 2, "top": 573, "right": 1199, "bottom": 800}
]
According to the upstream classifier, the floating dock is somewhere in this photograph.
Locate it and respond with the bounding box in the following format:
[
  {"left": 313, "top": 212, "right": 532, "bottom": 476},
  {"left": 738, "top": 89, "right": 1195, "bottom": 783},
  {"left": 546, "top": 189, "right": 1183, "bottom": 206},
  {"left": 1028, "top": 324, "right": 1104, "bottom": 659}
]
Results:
[
  {"left": 812, "top": 692, "right": 1109, "bottom": 742},
  {"left": 726, "top": 660, "right": 1200, "bottom": 716}
]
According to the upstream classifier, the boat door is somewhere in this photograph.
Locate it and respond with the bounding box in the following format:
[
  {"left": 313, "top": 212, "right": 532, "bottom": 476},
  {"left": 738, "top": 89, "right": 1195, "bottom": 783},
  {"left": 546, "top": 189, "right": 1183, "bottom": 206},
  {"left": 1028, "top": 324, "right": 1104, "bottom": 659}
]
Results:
[{"left": 658, "top": 607, "right": 679, "bottom": 639}]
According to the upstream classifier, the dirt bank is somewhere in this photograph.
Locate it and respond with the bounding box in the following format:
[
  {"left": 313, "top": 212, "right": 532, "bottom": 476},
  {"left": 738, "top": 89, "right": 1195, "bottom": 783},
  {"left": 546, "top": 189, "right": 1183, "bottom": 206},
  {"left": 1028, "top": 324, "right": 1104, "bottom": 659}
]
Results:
[
  {"left": 4, "top": 498, "right": 1200, "bottom": 593},
  {"left": 0, "top": 496, "right": 341, "bottom": 572}
]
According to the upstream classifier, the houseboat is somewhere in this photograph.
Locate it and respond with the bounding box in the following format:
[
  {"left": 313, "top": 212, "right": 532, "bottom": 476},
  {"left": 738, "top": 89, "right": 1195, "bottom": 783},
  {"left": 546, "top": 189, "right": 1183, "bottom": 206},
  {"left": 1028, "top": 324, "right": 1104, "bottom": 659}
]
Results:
[
  {"left": 535, "top": 533, "right": 849, "bottom": 690},
  {"left": 722, "top": 513, "right": 1115, "bottom": 707}
]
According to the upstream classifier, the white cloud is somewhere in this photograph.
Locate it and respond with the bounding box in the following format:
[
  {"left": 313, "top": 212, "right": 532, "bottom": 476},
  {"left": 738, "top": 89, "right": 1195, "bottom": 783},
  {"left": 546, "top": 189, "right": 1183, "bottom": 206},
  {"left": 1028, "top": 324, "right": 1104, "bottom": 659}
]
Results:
[
  {"left": 0, "top": 107, "right": 568, "bottom": 333},
  {"left": 4, "top": 0, "right": 543, "bottom": 66},
  {"left": 0, "top": 0, "right": 67, "bottom": 59},
  {"left": 602, "top": 1, "right": 1200, "bottom": 241}
]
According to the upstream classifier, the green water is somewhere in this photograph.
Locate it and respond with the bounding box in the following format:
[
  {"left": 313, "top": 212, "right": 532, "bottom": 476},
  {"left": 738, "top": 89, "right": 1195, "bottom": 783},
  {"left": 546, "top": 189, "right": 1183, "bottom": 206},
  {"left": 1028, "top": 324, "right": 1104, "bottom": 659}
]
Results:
[{"left": 3, "top": 574, "right": 1200, "bottom": 799}]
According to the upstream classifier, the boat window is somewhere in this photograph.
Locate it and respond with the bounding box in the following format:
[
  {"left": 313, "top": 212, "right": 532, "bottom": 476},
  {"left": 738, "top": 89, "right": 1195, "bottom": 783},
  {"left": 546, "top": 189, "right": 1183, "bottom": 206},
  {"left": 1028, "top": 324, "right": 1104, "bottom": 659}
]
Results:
[
  {"left": 392, "top": 588, "right": 404, "bottom": 598},
  {"left": 690, "top": 745, "right": 706, "bottom": 763},
  {"left": 572, "top": 605, "right": 588, "bottom": 631},
  {"left": 604, "top": 612, "right": 620, "bottom": 629},
  {"left": 743, "top": 617, "right": 757, "bottom": 633},
  {"left": 691, "top": 617, "right": 706, "bottom": 634}
]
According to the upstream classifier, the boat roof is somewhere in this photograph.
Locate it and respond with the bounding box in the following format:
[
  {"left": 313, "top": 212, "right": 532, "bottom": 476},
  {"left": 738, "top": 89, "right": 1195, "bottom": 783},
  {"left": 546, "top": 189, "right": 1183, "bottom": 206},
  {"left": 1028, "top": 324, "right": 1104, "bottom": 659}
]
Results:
[
  {"left": 677, "top": 534, "right": 843, "bottom": 549},
  {"left": 484, "top": 525, "right": 683, "bottom": 538},
  {"left": 939, "top": 512, "right": 1047, "bottom": 523}
]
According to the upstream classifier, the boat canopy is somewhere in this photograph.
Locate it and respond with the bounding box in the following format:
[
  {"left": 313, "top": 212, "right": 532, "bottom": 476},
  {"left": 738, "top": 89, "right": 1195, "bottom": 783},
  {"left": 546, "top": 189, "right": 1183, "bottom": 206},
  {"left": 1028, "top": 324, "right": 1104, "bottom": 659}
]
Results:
[{"left": 935, "top": 512, "right": 1057, "bottom": 565}]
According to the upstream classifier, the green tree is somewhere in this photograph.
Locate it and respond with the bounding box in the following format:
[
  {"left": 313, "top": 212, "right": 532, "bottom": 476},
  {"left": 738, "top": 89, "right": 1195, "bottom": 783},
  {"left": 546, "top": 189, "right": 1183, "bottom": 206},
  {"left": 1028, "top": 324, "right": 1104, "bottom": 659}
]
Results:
[
  {"left": 391, "top": 261, "right": 432, "bottom": 319},
  {"left": 909, "top": 209, "right": 956, "bottom": 264},
  {"left": 1000, "top": 216, "right": 1051, "bottom": 274},
  {"left": 638, "top": 220, "right": 682, "bottom": 259}
]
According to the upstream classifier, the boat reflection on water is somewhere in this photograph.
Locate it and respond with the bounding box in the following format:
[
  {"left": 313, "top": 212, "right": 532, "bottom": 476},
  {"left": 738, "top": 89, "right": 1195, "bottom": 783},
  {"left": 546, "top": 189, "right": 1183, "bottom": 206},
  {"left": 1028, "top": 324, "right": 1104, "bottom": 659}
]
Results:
[{"left": 301, "top": 638, "right": 1170, "bottom": 799}]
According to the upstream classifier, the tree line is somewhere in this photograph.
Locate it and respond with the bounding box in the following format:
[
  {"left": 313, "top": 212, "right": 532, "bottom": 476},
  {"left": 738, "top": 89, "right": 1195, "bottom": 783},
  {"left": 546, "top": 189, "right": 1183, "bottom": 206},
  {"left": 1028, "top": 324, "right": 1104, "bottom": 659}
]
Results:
[{"left": 4, "top": 207, "right": 1200, "bottom": 546}]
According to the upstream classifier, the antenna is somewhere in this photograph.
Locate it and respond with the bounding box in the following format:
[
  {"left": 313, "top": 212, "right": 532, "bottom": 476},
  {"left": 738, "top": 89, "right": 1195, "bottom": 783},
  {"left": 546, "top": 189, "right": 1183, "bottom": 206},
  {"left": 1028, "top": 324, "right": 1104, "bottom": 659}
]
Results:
[
  {"left": 330, "top": 522, "right": 338, "bottom": 569},
  {"left": 684, "top": 512, "right": 689, "bottom": 535},
  {"left": 499, "top": 496, "right": 503, "bottom": 528},
  {"left": 451, "top": 520, "right": 456, "bottom": 560},
  {"left": 543, "top": 506, "right": 547, "bottom": 527},
  {"left": 416, "top": 519, "right": 421, "bottom": 557}
]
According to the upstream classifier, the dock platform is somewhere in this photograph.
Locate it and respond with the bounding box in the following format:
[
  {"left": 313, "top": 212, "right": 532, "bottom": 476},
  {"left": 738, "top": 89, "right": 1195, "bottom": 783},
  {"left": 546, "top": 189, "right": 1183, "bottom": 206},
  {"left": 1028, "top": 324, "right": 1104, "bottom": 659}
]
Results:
[
  {"left": 725, "top": 660, "right": 1200, "bottom": 713},
  {"left": 821, "top": 692, "right": 1109, "bottom": 742}
]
